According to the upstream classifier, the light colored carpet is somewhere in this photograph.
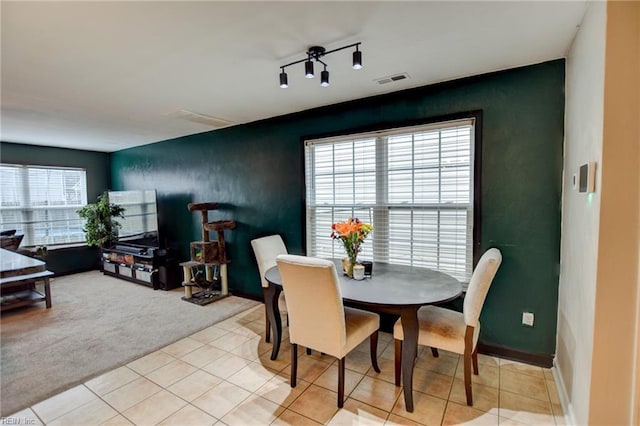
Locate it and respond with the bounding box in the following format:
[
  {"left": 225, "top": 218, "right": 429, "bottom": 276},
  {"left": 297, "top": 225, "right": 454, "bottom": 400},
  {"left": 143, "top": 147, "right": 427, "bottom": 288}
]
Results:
[{"left": 0, "top": 271, "right": 259, "bottom": 416}]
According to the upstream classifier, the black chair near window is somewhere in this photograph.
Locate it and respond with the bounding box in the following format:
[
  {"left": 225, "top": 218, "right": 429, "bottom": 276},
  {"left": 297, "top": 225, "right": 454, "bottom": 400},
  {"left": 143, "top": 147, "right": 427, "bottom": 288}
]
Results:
[{"left": 0, "top": 234, "right": 24, "bottom": 251}]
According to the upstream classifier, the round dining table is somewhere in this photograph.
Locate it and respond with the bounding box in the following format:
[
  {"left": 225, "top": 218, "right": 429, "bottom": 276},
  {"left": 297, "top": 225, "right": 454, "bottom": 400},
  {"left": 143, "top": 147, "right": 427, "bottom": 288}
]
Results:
[{"left": 264, "top": 260, "right": 462, "bottom": 413}]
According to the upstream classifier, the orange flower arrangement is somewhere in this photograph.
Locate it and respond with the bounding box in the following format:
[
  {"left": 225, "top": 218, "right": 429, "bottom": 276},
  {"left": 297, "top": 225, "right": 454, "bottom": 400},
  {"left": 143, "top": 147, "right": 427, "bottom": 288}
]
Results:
[{"left": 331, "top": 217, "right": 373, "bottom": 277}]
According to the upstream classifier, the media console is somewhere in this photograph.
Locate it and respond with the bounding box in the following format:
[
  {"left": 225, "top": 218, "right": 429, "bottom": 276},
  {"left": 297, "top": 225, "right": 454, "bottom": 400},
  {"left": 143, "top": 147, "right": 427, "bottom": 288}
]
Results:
[{"left": 101, "top": 242, "right": 179, "bottom": 290}]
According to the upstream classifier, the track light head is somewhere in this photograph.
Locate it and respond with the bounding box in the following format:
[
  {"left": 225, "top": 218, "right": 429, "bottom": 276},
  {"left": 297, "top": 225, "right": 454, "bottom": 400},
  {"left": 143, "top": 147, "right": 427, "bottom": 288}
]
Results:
[
  {"left": 352, "top": 49, "right": 362, "bottom": 69},
  {"left": 279, "top": 70, "right": 288, "bottom": 88},
  {"left": 321, "top": 68, "right": 329, "bottom": 87},
  {"left": 304, "top": 59, "right": 314, "bottom": 78}
]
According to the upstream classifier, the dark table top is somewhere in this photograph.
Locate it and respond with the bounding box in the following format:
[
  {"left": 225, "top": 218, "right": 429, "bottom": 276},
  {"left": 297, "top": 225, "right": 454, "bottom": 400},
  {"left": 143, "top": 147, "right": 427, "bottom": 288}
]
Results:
[{"left": 265, "top": 260, "right": 462, "bottom": 307}]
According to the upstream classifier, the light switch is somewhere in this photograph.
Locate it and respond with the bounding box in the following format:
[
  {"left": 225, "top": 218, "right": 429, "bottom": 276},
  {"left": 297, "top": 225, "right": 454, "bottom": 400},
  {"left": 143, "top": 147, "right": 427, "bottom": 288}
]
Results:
[{"left": 579, "top": 162, "right": 596, "bottom": 193}]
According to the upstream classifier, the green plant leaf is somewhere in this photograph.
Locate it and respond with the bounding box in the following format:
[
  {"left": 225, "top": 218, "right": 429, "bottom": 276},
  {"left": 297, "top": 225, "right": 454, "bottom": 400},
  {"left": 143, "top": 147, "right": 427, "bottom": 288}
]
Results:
[{"left": 76, "top": 192, "right": 125, "bottom": 247}]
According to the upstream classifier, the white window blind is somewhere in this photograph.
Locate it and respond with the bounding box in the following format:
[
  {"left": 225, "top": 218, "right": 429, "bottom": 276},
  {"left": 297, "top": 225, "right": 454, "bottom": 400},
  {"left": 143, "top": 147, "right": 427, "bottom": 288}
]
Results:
[
  {"left": 0, "top": 164, "right": 88, "bottom": 247},
  {"left": 305, "top": 119, "right": 475, "bottom": 282}
]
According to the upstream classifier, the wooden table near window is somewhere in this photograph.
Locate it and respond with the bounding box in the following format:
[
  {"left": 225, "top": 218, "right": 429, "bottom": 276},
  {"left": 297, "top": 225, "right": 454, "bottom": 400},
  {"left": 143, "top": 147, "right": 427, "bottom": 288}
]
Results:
[
  {"left": 264, "top": 260, "right": 462, "bottom": 413},
  {"left": 0, "top": 248, "right": 53, "bottom": 311}
]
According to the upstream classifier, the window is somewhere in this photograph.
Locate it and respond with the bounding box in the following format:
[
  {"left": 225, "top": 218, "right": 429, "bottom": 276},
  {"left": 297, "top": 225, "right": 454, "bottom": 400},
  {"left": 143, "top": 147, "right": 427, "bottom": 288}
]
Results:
[
  {"left": 0, "top": 164, "right": 88, "bottom": 247},
  {"left": 305, "top": 117, "right": 477, "bottom": 282}
]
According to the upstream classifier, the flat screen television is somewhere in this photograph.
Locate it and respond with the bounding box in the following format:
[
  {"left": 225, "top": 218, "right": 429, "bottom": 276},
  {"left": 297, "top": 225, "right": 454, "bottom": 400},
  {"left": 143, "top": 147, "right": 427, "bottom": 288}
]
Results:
[{"left": 108, "top": 190, "right": 159, "bottom": 246}]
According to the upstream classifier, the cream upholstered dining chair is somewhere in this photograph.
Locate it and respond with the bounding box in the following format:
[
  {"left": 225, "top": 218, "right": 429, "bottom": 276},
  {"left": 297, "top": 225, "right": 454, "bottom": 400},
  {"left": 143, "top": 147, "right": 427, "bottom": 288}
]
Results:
[
  {"left": 276, "top": 254, "right": 381, "bottom": 408},
  {"left": 393, "top": 247, "right": 502, "bottom": 406},
  {"left": 251, "top": 235, "right": 288, "bottom": 342}
]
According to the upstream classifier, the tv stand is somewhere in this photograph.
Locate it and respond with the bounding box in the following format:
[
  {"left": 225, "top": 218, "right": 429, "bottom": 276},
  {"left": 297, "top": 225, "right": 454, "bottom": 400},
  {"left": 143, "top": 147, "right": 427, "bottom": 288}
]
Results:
[
  {"left": 102, "top": 242, "right": 179, "bottom": 290},
  {"left": 113, "top": 244, "right": 147, "bottom": 254}
]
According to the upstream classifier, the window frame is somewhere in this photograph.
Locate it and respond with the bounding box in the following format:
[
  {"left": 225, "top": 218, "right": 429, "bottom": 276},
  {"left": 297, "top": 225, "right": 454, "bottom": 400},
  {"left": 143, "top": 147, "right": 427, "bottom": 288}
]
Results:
[
  {"left": 302, "top": 111, "right": 483, "bottom": 280},
  {"left": 0, "top": 163, "right": 88, "bottom": 248}
]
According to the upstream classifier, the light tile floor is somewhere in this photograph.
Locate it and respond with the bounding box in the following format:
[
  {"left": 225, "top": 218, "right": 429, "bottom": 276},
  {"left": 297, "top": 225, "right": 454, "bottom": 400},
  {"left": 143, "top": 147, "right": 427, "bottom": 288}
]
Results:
[{"left": 6, "top": 305, "right": 565, "bottom": 425}]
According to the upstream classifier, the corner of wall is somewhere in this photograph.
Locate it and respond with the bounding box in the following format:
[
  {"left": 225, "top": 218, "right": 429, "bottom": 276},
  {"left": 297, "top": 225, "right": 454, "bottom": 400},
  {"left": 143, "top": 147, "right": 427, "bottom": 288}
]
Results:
[{"left": 552, "top": 360, "right": 577, "bottom": 425}]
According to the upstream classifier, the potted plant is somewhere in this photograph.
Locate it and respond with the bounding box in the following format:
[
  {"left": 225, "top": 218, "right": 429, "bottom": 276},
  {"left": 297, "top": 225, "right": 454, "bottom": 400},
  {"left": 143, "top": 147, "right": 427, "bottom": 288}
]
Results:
[
  {"left": 76, "top": 192, "right": 125, "bottom": 248},
  {"left": 331, "top": 217, "right": 373, "bottom": 278},
  {"left": 34, "top": 245, "right": 48, "bottom": 260}
]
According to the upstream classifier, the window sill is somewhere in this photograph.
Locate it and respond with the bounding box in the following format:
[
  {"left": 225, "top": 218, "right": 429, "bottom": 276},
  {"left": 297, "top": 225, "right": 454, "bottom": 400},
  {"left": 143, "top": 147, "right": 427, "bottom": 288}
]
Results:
[{"left": 22, "top": 242, "right": 90, "bottom": 251}]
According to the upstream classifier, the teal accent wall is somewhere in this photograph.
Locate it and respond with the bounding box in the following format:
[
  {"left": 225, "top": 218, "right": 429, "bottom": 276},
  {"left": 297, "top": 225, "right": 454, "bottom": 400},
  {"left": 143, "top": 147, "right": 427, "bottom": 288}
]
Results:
[
  {"left": 0, "top": 142, "right": 110, "bottom": 274},
  {"left": 110, "top": 60, "right": 565, "bottom": 356}
]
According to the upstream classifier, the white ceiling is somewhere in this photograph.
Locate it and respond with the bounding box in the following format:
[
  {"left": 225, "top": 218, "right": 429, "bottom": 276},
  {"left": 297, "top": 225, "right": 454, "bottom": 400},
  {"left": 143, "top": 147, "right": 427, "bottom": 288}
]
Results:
[{"left": 1, "top": 1, "right": 587, "bottom": 153}]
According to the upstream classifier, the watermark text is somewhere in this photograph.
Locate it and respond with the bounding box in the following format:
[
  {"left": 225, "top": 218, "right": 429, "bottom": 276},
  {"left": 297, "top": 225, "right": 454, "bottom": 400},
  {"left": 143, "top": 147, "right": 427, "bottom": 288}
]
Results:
[{"left": 0, "top": 417, "right": 37, "bottom": 425}]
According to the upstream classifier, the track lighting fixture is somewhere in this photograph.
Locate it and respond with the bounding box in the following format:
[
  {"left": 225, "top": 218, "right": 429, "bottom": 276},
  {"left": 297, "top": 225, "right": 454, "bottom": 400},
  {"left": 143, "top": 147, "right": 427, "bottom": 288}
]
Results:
[
  {"left": 321, "top": 65, "right": 329, "bottom": 87},
  {"left": 352, "top": 45, "right": 362, "bottom": 69},
  {"left": 279, "top": 68, "right": 288, "bottom": 88},
  {"left": 304, "top": 57, "right": 314, "bottom": 78},
  {"left": 278, "top": 42, "right": 362, "bottom": 88}
]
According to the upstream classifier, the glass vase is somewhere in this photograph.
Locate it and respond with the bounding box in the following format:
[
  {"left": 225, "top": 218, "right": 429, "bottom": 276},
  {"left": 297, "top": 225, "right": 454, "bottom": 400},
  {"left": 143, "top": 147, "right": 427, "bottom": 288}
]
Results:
[{"left": 347, "top": 254, "right": 358, "bottom": 278}]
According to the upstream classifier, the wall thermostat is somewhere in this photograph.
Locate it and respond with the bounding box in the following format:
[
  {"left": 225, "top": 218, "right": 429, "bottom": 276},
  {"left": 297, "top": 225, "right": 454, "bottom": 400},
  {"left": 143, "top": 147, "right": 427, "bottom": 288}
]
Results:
[{"left": 579, "top": 162, "right": 596, "bottom": 193}]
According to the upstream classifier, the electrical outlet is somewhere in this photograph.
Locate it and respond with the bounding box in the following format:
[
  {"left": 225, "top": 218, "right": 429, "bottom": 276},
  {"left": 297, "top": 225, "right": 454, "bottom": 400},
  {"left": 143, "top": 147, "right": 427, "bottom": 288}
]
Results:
[{"left": 522, "top": 312, "right": 534, "bottom": 327}]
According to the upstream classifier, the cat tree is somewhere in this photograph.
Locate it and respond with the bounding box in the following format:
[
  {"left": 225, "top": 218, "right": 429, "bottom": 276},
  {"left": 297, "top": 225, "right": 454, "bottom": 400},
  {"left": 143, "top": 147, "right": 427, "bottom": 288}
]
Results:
[{"left": 180, "top": 202, "right": 236, "bottom": 305}]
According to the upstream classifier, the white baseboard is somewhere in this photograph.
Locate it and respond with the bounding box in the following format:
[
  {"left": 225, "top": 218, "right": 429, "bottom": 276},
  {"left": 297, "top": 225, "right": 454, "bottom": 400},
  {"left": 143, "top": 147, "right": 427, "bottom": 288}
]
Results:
[{"left": 552, "top": 358, "right": 577, "bottom": 425}]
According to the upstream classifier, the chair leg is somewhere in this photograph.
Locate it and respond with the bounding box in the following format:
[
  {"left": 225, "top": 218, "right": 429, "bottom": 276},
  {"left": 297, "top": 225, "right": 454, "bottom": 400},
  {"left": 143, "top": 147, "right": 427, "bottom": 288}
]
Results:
[
  {"left": 370, "top": 331, "right": 380, "bottom": 373},
  {"left": 306, "top": 348, "right": 312, "bottom": 355},
  {"left": 265, "top": 312, "right": 271, "bottom": 343},
  {"left": 431, "top": 347, "right": 439, "bottom": 358},
  {"left": 291, "top": 344, "right": 298, "bottom": 388},
  {"left": 472, "top": 346, "right": 479, "bottom": 375},
  {"left": 338, "top": 357, "right": 345, "bottom": 408},
  {"left": 464, "top": 351, "right": 473, "bottom": 406},
  {"left": 464, "top": 325, "right": 475, "bottom": 406},
  {"left": 263, "top": 289, "right": 271, "bottom": 343},
  {"left": 394, "top": 339, "right": 402, "bottom": 386}
]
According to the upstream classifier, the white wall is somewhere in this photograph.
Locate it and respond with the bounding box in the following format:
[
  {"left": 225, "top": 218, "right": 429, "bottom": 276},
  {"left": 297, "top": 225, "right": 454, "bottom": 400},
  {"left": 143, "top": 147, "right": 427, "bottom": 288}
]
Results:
[
  {"left": 557, "top": 1, "right": 606, "bottom": 425},
  {"left": 560, "top": 1, "right": 640, "bottom": 424}
]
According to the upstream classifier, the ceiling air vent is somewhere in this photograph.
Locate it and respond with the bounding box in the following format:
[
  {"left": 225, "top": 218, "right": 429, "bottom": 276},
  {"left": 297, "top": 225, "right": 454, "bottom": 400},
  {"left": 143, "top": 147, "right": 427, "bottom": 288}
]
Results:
[
  {"left": 166, "top": 110, "right": 234, "bottom": 128},
  {"left": 375, "top": 73, "right": 410, "bottom": 85}
]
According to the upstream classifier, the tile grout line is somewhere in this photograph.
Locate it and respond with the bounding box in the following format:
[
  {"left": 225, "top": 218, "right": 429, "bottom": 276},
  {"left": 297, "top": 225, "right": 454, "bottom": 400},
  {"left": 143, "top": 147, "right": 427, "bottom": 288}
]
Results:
[
  {"left": 438, "top": 355, "right": 459, "bottom": 426},
  {"left": 32, "top": 384, "right": 100, "bottom": 425}
]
